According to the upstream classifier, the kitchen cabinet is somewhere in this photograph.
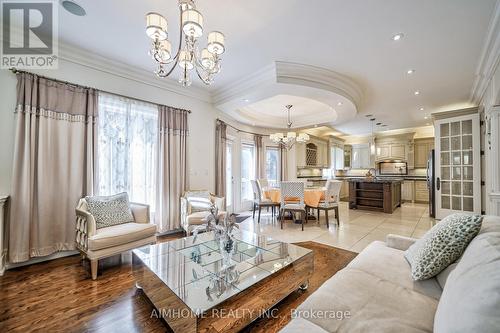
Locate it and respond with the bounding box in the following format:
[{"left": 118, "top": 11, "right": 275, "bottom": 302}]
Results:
[
  {"left": 415, "top": 180, "right": 429, "bottom": 203},
  {"left": 344, "top": 145, "right": 352, "bottom": 169},
  {"left": 402, "top": 180, "right": 415, "bottom": 202},
  {"left": 390, "top": 144, "right": 406, "bottom": 160},
  {"left": 305, "top": 143, "right": 318, "bottom": 166},
  {"left": 376, "top": 142, "right": 406, "bottom": 161},
  {"left": 351, "top": 144, "right": 370, "bottom": 169},
  {"left": 414, "top": 138, "right": 434, "bottom": 168},
  {"left": 376, "top": 145, "right": 390, "bottom": 160},
  {"left": 296, "top": 138, "right": 329, "bottom": 167}
]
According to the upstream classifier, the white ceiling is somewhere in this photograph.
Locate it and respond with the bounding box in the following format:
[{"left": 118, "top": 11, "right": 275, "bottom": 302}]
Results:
[
  {"left": 235, "top": 94, "right": 337, "bottom": 129},
  {"left": 57, "top": 0, "right": 497, "bottom": 134}
]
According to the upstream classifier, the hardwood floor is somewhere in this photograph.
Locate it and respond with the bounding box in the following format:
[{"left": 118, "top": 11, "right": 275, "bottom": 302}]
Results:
[{"left": 0, "top": 234, "right": 356, "bottom": 333}]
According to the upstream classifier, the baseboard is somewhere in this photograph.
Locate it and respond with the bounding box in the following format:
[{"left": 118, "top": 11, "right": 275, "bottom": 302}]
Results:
[{"left": 5, "top": 250, "right": 79, "bottom": 272}]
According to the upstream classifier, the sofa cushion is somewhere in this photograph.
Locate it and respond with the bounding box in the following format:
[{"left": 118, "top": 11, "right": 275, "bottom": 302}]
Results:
[
  {"left": 292, "top": 268, "right": 438, "bottom": 333},
  {"left": 435, "top": 262, "right": 457, "bottom": 289},
  {"left": 186, "top": 211, "right": 226, "bottom": 226},
  {"left": 88, "top": 222, "right": 157, "bottom": 250},
  {"left": 348, "top": 241, "right": 442, "bottom": 300},
  {"left": 85, "top": 192, "right": 135, "bottom": 229},
  {"left": 404, "top": 213, "right": 482, "bottom": 280},
  {"left": 280, "top": 317, "right": 328, "bottom": 333},
  {"left": 434, "top": 215, "right": 500, "bottom": 333}
]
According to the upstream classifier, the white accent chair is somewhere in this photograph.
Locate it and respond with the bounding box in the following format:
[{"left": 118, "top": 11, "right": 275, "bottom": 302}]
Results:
[
  {"left": 280, "top": 181, "right": 308, "bottom": 231},
  {"left": 257, "top": 178, "right": 269, "bottom": 190},
  {"left": 315, "top": 180, "right": 342, "bottom": 228},
  {"left": 75, "top": 198, "right": 156, "bottom": 280},
  {"left": 251, "top": 180, "right": 279, "bottom": 223},
  {"left": 180, "top": 190, "right": 226, "bottom": 235}
]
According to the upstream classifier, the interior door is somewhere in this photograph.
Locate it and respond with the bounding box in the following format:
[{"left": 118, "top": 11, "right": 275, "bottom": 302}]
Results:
[{"left": 435, "top": 114, "right": 481, "bottom": 219}]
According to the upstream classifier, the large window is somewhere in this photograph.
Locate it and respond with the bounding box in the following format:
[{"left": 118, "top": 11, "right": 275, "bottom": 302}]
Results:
[
  {"left": 265, "top": 146, "right": 280, "bottom": 183},
  {"left": 97, "top": 93, "right": 158, "bottom": 212},
  {"left": 241, "top": 143, "right": 255, "bottom": 201}
]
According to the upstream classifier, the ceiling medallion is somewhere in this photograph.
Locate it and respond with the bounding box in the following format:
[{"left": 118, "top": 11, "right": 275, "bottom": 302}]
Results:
[
  {"left": 270, "top": 105, "right": 310, "bottom": 150},
  {"left": 145, "top": 0, "right": 225, "bottom": 87}
]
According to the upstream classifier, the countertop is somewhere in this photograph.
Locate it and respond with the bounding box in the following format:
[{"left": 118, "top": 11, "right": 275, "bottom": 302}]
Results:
[
  {"left": 335, "top": 175, "right": 426, "bottom": 181},
  {"left": 346, "top": 178, "right": 403, "bottom": 183}
]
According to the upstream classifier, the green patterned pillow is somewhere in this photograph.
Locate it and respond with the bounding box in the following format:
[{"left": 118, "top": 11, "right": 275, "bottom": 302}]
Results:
[
  {"left": 404, "top": 213, "right": 483, "bottom": 281},
  {"left": 86, "top": 192, "right": 135, "bottom": 229}
]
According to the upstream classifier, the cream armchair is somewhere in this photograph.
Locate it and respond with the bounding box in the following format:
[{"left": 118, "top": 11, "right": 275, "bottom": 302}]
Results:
[
  {"left": 75, "top": 198, "right": 157, "bottom": 280},
  {"left": 180, "top": 190, "right": 226, "bottom": 235}
]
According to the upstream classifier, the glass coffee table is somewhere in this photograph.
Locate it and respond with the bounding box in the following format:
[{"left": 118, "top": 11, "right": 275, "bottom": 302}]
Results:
[{"left": 132, "top": 230, "right": 313, "bottom": 333}]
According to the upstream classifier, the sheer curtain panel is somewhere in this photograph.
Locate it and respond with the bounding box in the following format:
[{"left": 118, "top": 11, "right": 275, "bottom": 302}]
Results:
[{"left": 97, "top": 93, "right": 158, "bottom": 215}]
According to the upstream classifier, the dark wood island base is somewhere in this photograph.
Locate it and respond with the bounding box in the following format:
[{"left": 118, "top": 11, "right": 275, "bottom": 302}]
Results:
[{"left": 348, "top": 179, "right": 402, "bottom": 214}]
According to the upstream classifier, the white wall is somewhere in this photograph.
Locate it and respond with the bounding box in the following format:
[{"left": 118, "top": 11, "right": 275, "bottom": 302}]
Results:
[{"left": 0, "top": 60, "right": 217, "bottom": 197}]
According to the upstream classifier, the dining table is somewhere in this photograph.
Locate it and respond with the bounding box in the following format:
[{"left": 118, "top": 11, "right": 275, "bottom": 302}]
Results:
[{"left": 262, "top": 187, "right": 326, "bottom": 208}]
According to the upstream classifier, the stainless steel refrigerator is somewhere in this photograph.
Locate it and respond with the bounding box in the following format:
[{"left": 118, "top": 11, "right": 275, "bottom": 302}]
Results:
[{"left": 427, "top": 149, "right": 436, "bottom": 218}]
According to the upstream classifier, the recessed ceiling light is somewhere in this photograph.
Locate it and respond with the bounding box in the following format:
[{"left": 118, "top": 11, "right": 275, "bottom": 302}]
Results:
[
  {"left": 376, "top": 122, "right": 382, "bottom": 125},
  {"left": 420, "top": 107, "right": 425, "bottom": 111},
  {"left": 407, "top": 69, "right": 415, "bottom": 75},
  {"left": 61, "top": 0, "right": 86, "bottom": 16},
  {"left": 337, "top": 102, "right": 343, "bottom": 106},
  {"left": 424, "top": 116, "right": 429, "bottom": 119},
  {"left": 392, "top": 33, "right": 404, "bottom": 41},
  {"left": 243, "top": 99, "right": 249, "bottom": 102},
  {"left": 370, "top": 118, "right": 376, "bottom": 121},
  {"left": 414, "top": 91, "right": 420, "bottom": 95}
]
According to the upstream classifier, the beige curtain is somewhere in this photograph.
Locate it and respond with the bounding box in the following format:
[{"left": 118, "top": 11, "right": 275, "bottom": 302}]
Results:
[
  {"left": 280, "top": 146, "right": 288, "bottom": 181},
  {"left": 215, "top": 120, "right": 227, "bottom": 197},
  {"left": 9, "top": 72, "right": 97, "bottom": 263},
  {"left": 156, "top": 105, "right": 188, "bottom": 233},
  {"left": 254, "top": 134, "right": 265, "bottom": 179}
]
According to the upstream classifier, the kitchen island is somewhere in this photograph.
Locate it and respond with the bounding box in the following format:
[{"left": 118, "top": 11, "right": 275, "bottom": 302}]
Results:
[{"left": 348, "top": 178, "right": 402, "bottom": 214}]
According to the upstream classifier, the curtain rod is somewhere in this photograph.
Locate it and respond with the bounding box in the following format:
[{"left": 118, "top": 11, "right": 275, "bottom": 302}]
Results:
[
  {"left": 217, "top": 118, "right": 270, "bottom": 137},
  {"left": 9, "top": 67, "right": 191, "bottom": 114}
]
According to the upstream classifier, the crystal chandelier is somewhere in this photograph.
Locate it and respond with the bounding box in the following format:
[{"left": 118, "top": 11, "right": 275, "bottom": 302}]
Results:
[
  {"left": 145, "top": 0, "right": 225, "bottom": 87},
  {"left": 270, "top": 105, "right": 310, "bottom": 149}
]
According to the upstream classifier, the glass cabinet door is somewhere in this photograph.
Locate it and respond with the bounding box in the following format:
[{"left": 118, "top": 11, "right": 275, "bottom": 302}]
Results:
[{"left": 435, "top": 114, "right": 480, "bottom": 219}]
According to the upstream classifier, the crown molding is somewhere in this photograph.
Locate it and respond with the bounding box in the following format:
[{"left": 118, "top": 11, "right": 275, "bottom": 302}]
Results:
[
  {"left": 470, "top": 0, "right": 500, "bottom": 105},
  {"left": 274, "top": 61, "right": 364, "bottom": 109},
  {"left": 212, "top": 61, "right": 363, "bottom": 108}
]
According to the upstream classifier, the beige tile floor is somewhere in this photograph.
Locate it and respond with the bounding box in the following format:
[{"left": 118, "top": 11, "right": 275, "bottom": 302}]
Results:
[{"left": 237, "top": 202, "right": 436, "bottom": 253}]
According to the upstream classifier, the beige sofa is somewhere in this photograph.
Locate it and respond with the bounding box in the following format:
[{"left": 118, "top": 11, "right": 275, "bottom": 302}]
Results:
[
  {"left": 75, "top": 199, "right": 157, "bottom": 279},
  {"left": 180, "top": 190, "right": 225, "bottom": 235},
  {"left": 281, "top": 215, "right": 500, "bottom": 333}
]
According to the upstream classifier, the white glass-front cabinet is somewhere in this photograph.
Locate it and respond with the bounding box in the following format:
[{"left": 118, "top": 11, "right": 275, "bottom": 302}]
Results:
[{"left": 435, "top": 113, "right": 481, "bottom": 219}]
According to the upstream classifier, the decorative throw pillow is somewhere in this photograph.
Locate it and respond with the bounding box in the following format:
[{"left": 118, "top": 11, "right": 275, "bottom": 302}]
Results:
[
  {"left": 86, "top": 192, "right": 135, "bottom": 229},
  {"left": 404, "top": 213, "right": 483, "bottom": 280}
]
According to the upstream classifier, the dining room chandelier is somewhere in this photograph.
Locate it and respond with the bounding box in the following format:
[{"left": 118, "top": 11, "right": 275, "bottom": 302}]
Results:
[
  {"left": 270, "top": 105, "right": 310, "bottom": 149},
  {"left": 145, "top": 0, "right": 225, "bottom": 87}
]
